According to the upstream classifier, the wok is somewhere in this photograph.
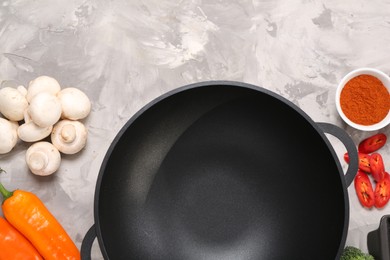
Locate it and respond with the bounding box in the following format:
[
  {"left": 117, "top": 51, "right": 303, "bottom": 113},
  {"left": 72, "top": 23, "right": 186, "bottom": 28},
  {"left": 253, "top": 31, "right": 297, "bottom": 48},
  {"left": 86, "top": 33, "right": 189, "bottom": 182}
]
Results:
[{"left": 82, "top": 81, "right": 358, "bottom": 260}]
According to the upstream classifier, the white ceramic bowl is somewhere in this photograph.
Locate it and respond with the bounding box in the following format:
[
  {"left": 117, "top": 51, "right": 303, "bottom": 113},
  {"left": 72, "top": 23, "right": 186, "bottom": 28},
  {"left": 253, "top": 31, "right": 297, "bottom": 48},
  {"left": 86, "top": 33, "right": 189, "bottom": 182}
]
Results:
[{"left": 335, "top": 68, "right": 390, "bottom": 131}]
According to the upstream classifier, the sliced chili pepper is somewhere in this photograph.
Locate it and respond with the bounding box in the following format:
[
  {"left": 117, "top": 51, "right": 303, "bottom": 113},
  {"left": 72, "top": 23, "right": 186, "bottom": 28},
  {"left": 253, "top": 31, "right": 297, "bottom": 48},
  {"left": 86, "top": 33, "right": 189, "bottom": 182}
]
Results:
[
  {"left": 358, "top": 152, "right": 371, "bottom": 173},
  {"left": 344, "top": 152, "right": 350, "bottom": 163},
  {"left": 358, "top": 133, "right": 387, "bottom": 154},
  {"left": 354, "top": 170, "right": 375, "bottom": 208},
  {"left": 370, "top": 152, "right": 386, "bottom": 182},
  {"left": 0, "top": 217, "right": 43, "bottom": 260},
  {"left": 374, "top": 172, "right": 390, "bottom": 208},
  {"left": 344, "top": 152, "right": 372, "bottom": 173},
  {"left": 0, "top": 183, "right": 80, "bottom": 260}
]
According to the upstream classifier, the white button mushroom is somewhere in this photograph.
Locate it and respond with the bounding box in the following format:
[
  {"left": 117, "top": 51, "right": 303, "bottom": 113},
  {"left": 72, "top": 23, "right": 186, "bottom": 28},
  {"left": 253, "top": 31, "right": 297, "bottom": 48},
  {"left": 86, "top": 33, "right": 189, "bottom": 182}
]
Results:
[
  {"left": 18, "top": 121, "right": 53, "bottom": 142},
  {"left": 0, "top": 118, "right": 19, "bottom": 154},
  {"left": 23, "top": 108, "right": 32, "bottom": 123},
  {"left": 0, "top": 87, "right": 29, "bottom": 121},
  {"left": 25, "top": 141, "right": 61, "bottom": 176},
  {"left": 28, "top": 92, "right": 62, "bottom": 128},
  {"left": 51, "top": 120, "right": 87, "bottom": 154},
  {"left": 57, "top": 87, "right": 91, "bottom": 120},
  {"left": 26, "top": 75, "right": 61, "bottom": 102},
  {"left": 17, "top": 85, "right": 27, "bottom": 97}
]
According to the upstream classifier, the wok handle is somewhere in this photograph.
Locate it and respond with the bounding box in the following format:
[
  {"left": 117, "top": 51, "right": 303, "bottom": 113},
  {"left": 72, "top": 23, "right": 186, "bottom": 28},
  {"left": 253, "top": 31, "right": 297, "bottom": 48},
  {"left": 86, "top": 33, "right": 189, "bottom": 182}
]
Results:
[
  {"left": 317, "top": 122, "right": 358, "bottom": 187},
  {"left": 81, "top": 224, "right": 96, "bottom": 260}
]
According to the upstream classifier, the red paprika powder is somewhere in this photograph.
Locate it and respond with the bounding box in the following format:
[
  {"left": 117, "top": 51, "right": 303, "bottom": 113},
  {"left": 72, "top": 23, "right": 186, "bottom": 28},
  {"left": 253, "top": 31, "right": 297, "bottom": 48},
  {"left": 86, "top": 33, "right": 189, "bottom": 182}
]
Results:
[{"left": 340, "top": 74, "right": 390, "bottom": 125}]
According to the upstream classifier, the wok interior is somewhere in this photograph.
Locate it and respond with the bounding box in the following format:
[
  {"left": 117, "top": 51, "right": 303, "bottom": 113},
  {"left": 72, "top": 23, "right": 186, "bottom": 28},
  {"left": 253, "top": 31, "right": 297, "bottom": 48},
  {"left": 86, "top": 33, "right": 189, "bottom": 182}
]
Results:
[{"left": 97, "top": 85, "right": 346, "bottom": 259}]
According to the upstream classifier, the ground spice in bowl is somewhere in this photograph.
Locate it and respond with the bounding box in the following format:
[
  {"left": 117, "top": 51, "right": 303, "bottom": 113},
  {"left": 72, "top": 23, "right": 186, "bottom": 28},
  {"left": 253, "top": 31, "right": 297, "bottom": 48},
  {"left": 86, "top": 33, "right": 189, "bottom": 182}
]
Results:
[{"left": 340, "top": 74, "right": 390, "bottom": 125}]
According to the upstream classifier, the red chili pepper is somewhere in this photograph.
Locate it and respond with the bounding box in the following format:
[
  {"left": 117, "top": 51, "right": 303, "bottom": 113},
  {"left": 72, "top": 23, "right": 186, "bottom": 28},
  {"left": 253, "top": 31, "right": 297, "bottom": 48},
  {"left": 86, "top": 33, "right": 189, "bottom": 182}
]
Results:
[
  {"left": 358, "top": 153, "right": 371, "bottom": 173},
  {"left": 358, "top": 133, "right": 387, "bottom": 154},
  {"left": 344, "top": 152, "right": 372, "bottom": 173},
  {"left": 374, "top": 172, "right": 390, "bottom": 208},
  {"left": 354, "top": 170, "right": 375, "bottom": 208},
  {"left": 0, "top": 217, "right": 43, "bottom": 260},
  {"left": 344, "top": 152, "right": 350, "bottom": 163},
  {"left": 370, "top": 153, "right": 386, "bottom": 182}
]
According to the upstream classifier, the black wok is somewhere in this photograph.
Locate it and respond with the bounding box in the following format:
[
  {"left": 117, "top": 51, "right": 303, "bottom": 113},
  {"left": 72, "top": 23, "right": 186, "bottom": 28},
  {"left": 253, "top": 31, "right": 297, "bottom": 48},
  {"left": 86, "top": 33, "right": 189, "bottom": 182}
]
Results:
[{"left": 82, "top": 81, "right": 358, "bottom": 260}]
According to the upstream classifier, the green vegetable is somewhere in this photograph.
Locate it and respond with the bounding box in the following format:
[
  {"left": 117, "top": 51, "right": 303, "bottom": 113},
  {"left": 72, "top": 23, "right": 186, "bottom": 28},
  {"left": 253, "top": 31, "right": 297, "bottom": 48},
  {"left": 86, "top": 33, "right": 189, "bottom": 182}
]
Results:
[{"left": 340, "top": 246, "right": 374, "bottom": 260}]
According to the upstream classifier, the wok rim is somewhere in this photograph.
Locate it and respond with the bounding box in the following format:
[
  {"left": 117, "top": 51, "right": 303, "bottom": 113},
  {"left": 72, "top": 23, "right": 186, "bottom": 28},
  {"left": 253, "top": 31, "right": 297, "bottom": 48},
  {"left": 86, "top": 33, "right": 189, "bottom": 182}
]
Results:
[{"left": 93, "top": 80, "right": 350, "bottom": 259}]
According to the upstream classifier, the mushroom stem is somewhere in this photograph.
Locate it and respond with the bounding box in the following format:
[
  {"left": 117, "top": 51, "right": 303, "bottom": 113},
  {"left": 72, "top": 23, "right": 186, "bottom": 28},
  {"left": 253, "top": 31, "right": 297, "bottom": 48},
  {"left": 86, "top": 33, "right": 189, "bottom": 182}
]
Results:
[
  {"left": 28, "top": 151, "right": 48, "bottom": 171},
  {"left": 61, "top": 124, "right": 76, "bottom": 143}
]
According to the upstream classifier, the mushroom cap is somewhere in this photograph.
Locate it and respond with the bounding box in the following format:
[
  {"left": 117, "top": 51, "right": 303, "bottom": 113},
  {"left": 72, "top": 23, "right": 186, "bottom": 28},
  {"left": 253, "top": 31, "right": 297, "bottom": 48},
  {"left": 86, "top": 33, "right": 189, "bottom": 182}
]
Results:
[
  {"left": 51, "top": 120, "right": 87, "bottom": 154},
  {"left": 17, "top": 85, "right": 27, "bottom": 97},
  {"left": 57, "top": 87, "right": 91, "bottom": 120},
  {"left": 27, "top": 76, "right": 61, "bottom": 102},
  {"left": 0, "top": 118, "right": 19, "bottom": 154},
  {"left": 25, "top": 141, "right": 61, "bottom": 176},
  {"left": 0, "top": 87, "right": 29, "bottom": 121},
  {"left": 28, "top": 92, "right": 62, "bottom": 127},
  {"left": 18, "top": 121, "right": 53, "bottom": 142}
]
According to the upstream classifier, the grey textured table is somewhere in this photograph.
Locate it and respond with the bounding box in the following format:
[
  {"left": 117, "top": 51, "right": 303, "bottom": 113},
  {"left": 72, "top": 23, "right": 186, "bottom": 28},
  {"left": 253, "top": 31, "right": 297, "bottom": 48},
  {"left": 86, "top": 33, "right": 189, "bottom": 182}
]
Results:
[{"left": 0, "top": 1, "right": 389, "bottom": 259}]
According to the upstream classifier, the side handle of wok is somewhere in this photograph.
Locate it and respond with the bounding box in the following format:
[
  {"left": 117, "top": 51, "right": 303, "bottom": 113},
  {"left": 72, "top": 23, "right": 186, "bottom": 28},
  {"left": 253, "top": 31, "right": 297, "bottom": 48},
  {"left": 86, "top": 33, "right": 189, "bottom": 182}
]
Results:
[
  {"left": 81, "top": 224, "right": 96, "bottom": 260},
  {"left": 317, "top": 122, "right": 358, "bottom": 187}
]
